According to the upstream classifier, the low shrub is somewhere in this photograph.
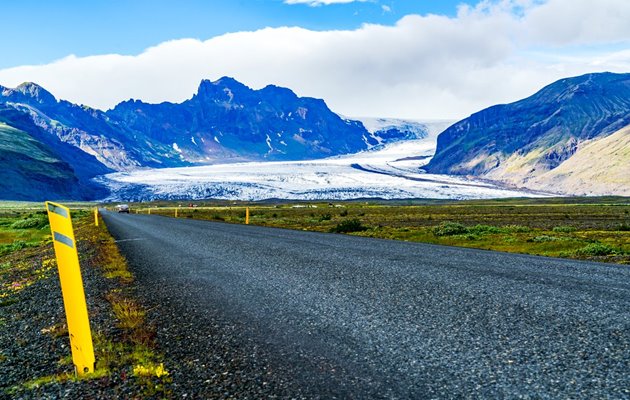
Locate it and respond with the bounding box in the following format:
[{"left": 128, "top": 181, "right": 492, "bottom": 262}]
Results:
[
  {"left": 432, "top": 222, "right": 468, "bottom": 236},
  {"left": 528, "top": 235, "right": 559, "bottom": 243},
  {"left": 503, "top": 225, "right": 532, "bottom": 233},
  {"left": 617, "top": 224, "right": 630, "bottom": 232},
  {"left": 456, "top": 233, "right": 480, "bottom": 241},
  {"left": 319, "top": 214, "right": 332, "bottom": 221},
  {"left": 0, "top": 240, "right": 34, "bottom": 256},
  {"left": 575, "top": 243, "right": 617, "bottom": 256},
  {"left": 469, "top": 224, "right": 501, "bottom": 235},
  {"left": 330, "top": 218, "right": 367, "bottom": 233},
  {"left": 10, "top": 217, "right": 48, "bottom": 230},
  {"left": 553, "top": 226, "right": 577, "bottom": 233}
]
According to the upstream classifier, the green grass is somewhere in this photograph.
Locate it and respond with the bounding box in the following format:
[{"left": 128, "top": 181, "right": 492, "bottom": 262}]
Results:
[
  {"left": 134, "top": 198, "right": 630, "bottom": 265},
  {"left": 0, "top": 202, "right": 96, "bottom": 252},
  {"left": 0, "top": 210, "right": 52, "bottom": 256}
]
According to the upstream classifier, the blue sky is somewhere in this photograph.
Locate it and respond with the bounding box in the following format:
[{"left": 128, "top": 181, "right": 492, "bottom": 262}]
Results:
[
  {"left": 0, "top": 0, "right": 466, "bottom": 69},
  {"left": 0, "top": 0, "right": 628, "bottom": 119}
]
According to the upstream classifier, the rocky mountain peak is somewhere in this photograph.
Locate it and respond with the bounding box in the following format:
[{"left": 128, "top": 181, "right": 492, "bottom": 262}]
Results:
[
  {"left": 15, "top": 82, "right": 57, "bottom": 105},
  {"left": 196, "top": 77, "right": 251, "bottom": 101},
  {"left": 0, "top": 82, "right": 58, "bottom": 106}
]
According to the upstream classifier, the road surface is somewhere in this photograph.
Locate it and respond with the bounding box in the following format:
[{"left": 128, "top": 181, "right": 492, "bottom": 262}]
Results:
[{"left": 101, "top": 211, "right": 630, "bottom": 398}]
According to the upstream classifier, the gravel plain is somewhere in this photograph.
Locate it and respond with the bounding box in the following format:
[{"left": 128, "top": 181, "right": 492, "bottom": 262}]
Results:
[{"left": 101, "top": 211, "right": 630, "bottom": 399}]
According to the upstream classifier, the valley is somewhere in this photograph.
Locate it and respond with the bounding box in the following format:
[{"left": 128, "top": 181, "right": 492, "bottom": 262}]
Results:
[
  {"left": 2, "top": 2, "right": 629, "bottom": 399},
  {"left": 1, "top": 72, "right": 629, "bottom": 202},
  {"left": 98, "top": 123, "right": 541, "bottom": 201}
]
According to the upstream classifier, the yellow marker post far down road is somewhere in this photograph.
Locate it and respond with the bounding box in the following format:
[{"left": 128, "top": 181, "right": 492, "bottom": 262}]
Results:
[
  {"left": 246, "top": 207, "right": 250, "bottom": 225},
  {"left": 45, "top": 201, "right": 95, "bottom": 376},
  {"left": 94, "top": 207, "right": 99, "bottom": 227}
]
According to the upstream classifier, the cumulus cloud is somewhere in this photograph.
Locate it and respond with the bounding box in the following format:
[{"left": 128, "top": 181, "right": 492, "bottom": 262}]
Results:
[
  {"left": 284, "top": 0, "right": 367, "bottom": 6},
  {"left": 0, "top": 0, "right": 628, "bottom": 119}
]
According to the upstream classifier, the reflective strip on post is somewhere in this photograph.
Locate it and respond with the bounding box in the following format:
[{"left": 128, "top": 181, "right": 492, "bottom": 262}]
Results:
[
  {"left": 53, "top": 231, "right": 74, "bottom": 248},
  {"left": 46, "top": 201, "right": 95, "bottom": 376}
]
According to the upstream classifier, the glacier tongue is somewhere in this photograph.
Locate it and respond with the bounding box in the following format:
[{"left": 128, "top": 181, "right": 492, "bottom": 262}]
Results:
[{"left": 98, "top": 133, "right": 547, "bottom": 201}]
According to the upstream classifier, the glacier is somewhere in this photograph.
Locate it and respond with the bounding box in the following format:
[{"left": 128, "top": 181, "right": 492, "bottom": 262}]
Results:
[{"left": 98, "top": 120, "right": 547, "bottom": 201}]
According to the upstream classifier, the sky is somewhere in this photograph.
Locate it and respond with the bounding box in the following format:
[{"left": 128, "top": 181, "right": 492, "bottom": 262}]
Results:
[{"left": 0, "top": 0, "right": 629, "bottom": 119}]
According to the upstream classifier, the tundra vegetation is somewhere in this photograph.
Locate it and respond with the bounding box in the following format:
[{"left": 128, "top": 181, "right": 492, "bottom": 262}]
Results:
[
  {"left": 141, "top": 197, "right": 630, "bottom": 265},
  {"left": 0, "top": 202, "right": 170, "bottom": 397}
]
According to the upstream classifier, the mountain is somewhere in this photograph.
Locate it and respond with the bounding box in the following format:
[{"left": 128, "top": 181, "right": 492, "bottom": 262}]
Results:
[
  {"left": 0, "top": 120, "right": 106, "bottom": 200},
  {"left": 1, "top": 82, "right": 143, "bottom": 170},
  {"left": 425, "top": 72, "right": 630, "bottom": 195},
  {"left": 527, "top": 124, "right": 630, "bottom": 196},
  {"left": 0, "top": 82, "right": 228, "bottom": 171},
  {"left": 106, "top": 77, "right": 371, "bottom": 162},
  {"left": 0, "top": 77, "right": 426, "bottom": 200}
]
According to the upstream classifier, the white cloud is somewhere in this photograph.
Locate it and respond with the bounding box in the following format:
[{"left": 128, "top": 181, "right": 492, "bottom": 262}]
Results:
[
  {"left": 522, "top": 0, "right": 630, "bottom": 45},
  {"left": 381, "top": 5, "right": 391, "bottom": 13},
  {"left": 0, "top": 0, "right": 628, "bottom": 120},
  {"left": 284, "top": 0, "right": 367, "bottom": 6}
]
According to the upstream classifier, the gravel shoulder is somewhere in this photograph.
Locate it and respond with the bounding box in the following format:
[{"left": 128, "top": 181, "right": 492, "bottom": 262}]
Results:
[
  {"left": 102, "top": 211, "right": 630, "bottom": 399},
  {"left": 0, "top": 215, "right": 168, "bottom": 399}
]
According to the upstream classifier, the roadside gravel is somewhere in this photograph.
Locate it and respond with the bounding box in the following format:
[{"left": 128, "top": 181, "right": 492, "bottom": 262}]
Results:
[{"left": 0, "top": 223, "right": 151, "bottom": 399}]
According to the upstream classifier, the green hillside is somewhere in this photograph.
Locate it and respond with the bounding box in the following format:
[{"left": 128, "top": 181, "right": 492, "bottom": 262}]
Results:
[{"left": 0, "top": 122, "right": 84, "bottom": 200}]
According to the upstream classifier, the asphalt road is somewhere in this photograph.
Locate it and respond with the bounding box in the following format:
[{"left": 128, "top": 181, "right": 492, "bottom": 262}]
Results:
[{"left": 101, "top": 211, "right": 630, "bottom": 399}]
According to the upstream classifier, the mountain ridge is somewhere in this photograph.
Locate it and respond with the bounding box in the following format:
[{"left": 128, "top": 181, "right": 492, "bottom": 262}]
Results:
[
  {"left": 106, "top": 76, "right": 372, "bottom": 163},
  {"left": 0, "top": 77, "right": 431, "bottom": 200},
  {"left": 424, "top": 72, "right": 630, "bottom": 195}
]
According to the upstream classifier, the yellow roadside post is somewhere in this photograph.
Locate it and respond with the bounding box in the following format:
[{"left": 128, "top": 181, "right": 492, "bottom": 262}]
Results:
[
  {"left": 245, "top": 207, "right": 250, "bottom": 225},
  {"left": 45, "top": 201, "right": 95, "bottom": 376},
  {"left": 175, "top": 207, "right": 178, "bottom": 218},
  {"left": 148, "top": 208, "right": 151, "bottom": 215},
  {"left": 94, "top": 207, "right": 99, "bottom": 227}
]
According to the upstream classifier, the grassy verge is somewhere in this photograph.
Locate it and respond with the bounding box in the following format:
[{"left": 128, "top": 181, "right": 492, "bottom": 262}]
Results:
[
  {"left": 0, "top": 209, "right": 55, "bottom": 307},
  {"left": 85, "top": 214, "right": 171, "bottom": 396},
  {"left": 0, "top": 206, "right": 170, "bottom": 397},
  {"left": 138, "top": 198, "right": 630, "bottom": 265}
]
